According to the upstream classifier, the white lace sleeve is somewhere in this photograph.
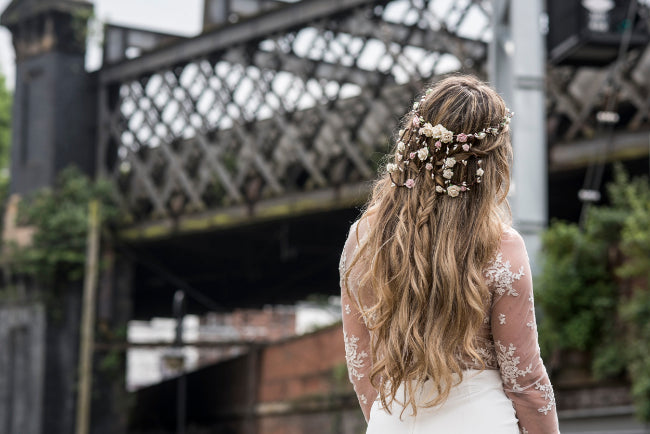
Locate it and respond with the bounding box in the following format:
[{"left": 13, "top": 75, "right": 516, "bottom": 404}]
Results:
[
  {"left": 489, "top": 228, "right": 559, "bottom": 434},
  {"left": 340, "top": 219, "right": 377, "bottom": 421}
]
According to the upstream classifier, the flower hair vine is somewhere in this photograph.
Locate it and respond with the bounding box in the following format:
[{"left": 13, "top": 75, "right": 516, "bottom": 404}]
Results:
[{"left": 386, "top": 91, "right": 513, "bottom": 197}]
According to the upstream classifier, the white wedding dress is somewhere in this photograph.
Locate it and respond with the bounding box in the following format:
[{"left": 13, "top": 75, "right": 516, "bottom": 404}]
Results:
[
  {"left": 340, "top": 218, "right": 560, "bottom": 434},
  {"left": 367, "top": 370, "right": 519, "bottom": 433}
]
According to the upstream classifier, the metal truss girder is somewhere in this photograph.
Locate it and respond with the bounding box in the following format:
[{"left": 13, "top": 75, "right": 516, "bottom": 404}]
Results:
[
  {"left": 550, "top": 130, "right": 650, "bottom": 172},
  {"left": 335, "top": 19, "right": 487, "bottom": 64},
  {"left": 254, "top": 51, "right": 393, "bottom": 88},
  {"left": 100, "top": 0, "right": 379, "bottom": 84},
  {"left": 118, "top": 182, "right": 371, "bottom": 241},
  {"left": 547, "top": 45, "right": 650, "bottom": 143},
  {"left": 97, "top": 0, "right": 496, "bottom": 223}
]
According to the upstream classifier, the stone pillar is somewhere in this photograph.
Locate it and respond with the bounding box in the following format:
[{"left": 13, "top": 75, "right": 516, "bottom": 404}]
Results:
[
  {"left": 1, "top": 0, "right": 96, "bottom": 195},
  {"left": 0, "top": 304, "right": 46, "bottom": 434}
]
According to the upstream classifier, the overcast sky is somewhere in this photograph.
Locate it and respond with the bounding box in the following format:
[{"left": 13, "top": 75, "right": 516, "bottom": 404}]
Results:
[{"left": 0, "top": 0, "right": 204, "bottom": 89}]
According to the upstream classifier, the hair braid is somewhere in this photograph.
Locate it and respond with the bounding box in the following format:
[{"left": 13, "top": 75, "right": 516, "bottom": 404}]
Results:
[{"left": 344, "top": 74, "right": 513, "bottom": 417}]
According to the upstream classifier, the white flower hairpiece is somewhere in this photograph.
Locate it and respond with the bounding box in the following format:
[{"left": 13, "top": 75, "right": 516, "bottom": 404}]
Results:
[{"left": 386, "top": 93, "right": 514, "bottom": 197}]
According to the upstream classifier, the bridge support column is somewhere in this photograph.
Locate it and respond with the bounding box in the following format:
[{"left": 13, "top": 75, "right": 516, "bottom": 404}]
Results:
[
  {"left": 490, "top": 0, "right": 547, "bottom": 272},
  {"left": 0, "top": 2, "right": 130, "bottom": 434},
  {"left": 1, "top": 0, "right": 97, "bottom": 195}
]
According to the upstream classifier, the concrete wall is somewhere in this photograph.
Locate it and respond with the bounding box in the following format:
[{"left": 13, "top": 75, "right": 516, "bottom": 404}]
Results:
[
  {"left": 0, "top": 303, "right": 45, "bottom": 434},
  {"left": 0, "top": 294, "right": 83, "bottom": 434}
]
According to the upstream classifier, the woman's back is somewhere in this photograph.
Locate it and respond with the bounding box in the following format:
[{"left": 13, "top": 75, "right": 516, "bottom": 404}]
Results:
[{"left": 340, "top": 219, "right": 558, "bottom": 433}]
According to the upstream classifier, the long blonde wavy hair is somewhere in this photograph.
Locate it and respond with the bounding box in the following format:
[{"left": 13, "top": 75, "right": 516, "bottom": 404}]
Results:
[{"left": 344, "top": 75, "right": 513, "bottom": 416}]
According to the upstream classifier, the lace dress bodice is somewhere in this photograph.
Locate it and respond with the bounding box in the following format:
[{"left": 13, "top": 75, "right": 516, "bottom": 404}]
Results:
[{"left": 339, "top": 218, "right": 559, "bottom": 434}]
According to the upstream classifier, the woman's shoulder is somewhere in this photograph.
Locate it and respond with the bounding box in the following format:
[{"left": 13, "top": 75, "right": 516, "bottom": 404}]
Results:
[
  {"left": 500, "top": 225, "right": 526, "bottom": 251},
  {"left": 488, "top": 225, "right": 530, "bottom": 273},
  {"left": 344, "top": 215, "right": 371, "bottom": 251},
  {"left": 344, "top": 204, "right": 380, "bottom": 246}
]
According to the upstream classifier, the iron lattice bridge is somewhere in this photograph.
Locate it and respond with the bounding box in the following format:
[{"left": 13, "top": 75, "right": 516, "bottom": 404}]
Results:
[{"left": 97, "top": 0, "right": 650, "bottom": 230}]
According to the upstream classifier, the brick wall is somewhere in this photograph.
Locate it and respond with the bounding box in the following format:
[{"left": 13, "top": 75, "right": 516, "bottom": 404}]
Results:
[
  {"left": 255, "top": 322, "right": 366, "bottom": 434},
  {"left": 258, "top": 322, "right": 348, "bottom": 403},
  {"left": 197, "top": 306, "right": 297, "bottom": 367}
]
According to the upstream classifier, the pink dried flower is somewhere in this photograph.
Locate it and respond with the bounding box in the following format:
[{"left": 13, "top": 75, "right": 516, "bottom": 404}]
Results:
[
  {"left": 457, "top": 133, "right": 468, "bottom": 142},
  {"left": 412, "top": 117, "right": 420, "bottom": 128},
  {"left": 404, "top": 179, "right": 415, "bottom": 189},
  {"left": 409, "top": 152, "right": 416, "bottom": 159},
  {"left": 425, "top": 163, "right": 433, "bottom": 170},
  {"left": 434, "top": 141, "right": 442, "bottom": 150},
  {"left": 462, "top": 144, "right": 470, "bottom": 152}
]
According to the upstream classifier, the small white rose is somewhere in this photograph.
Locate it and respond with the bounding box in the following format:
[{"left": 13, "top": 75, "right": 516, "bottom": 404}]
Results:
[
  {"left": 447, "top": 185, "right": 461, "bottom": 197},
  {"left": 397, "top": 141, "right": 405, "bottom": 152},
  {"left": 476, "top": 168, "right": 484, "bottom": 177},
  {"left": 398, "top": 129, "right": 405, "bottom": 136},
  {"left": 443, "top": 169, "right": 454, "bottom": 179},
  {"left": 417, "top": 147, "right": 429, "bottom": 161},
  {"left": 419, "top": 123, "right": 435, "bottom": 137},
  {"left": 440, "top": 130, "right": 454, "bottom": 143},
  {"left": 436, "top": 185, "right": 444, "bottom": 193},
  {"left": 444, "top": 157, "right": 456, "bottom": 168},
  {"left": 386, "top": 163, "right": 398, "bottom": 172},
  {"left": 475, "top": 132, "right": 486, "bottom": 140},
  {"left": 431, "top": 124, "right": 444, "bottom": 138}
]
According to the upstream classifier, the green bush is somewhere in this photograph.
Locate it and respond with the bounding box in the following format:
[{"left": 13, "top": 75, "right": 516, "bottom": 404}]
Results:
[
  {"left": 10, "top": 166, "right": 119, "bottom": 285},
  {"left": 536, "top": 164, "right": 650, "bottom": 421},
  {"left": 536, "top": 216, "right": 618, "bottom": 356}
]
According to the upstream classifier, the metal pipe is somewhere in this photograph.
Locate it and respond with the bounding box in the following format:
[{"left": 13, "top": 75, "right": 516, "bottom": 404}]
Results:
[{"left": 173, "top": 290, "right": 186, "bottom": 434}]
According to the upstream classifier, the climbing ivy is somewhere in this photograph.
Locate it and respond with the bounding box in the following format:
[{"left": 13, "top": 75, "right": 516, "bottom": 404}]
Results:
[{"left": 11, "top": 166, "right": 120, "bottom": 285}]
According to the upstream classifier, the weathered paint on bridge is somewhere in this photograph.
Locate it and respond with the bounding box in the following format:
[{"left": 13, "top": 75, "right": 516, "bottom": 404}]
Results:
[{"left": 119, "top": 182, "right": 370, "bottom": 241}]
